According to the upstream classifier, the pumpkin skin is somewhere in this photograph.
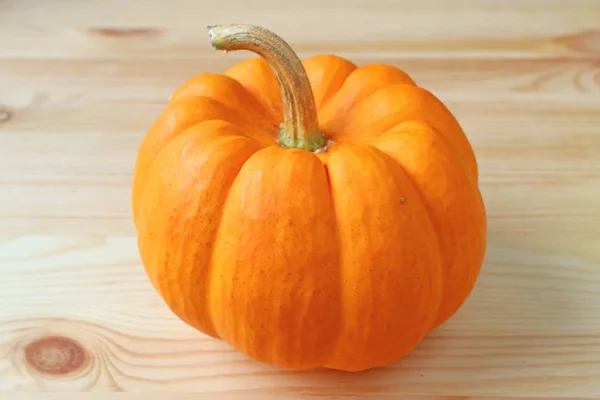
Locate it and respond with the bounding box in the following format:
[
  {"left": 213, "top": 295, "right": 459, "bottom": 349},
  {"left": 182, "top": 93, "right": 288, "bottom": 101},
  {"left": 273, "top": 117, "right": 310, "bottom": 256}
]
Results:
[{"left": 132, "top": 25, "right": 486, "bottom": 372}]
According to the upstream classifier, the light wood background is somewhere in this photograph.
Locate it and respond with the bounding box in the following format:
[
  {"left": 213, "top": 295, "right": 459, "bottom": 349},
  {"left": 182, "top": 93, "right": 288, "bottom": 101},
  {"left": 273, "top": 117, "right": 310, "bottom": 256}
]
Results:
[{"left": 1, "top": 0, "right": 599, "bottom": 397}]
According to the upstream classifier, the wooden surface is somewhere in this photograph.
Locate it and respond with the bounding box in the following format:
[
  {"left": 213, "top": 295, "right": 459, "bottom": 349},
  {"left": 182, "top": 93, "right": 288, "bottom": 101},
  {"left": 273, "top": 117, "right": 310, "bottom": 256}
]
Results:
[{"left": 1, "top": 0, "right": 600, "bottom": 397}]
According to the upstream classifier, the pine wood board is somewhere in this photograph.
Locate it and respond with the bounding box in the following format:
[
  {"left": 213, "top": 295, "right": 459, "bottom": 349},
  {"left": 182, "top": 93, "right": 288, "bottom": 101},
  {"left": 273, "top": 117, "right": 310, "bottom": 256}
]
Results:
[{"left": 1, "top": 0, "right": 599, "bottom": 397}]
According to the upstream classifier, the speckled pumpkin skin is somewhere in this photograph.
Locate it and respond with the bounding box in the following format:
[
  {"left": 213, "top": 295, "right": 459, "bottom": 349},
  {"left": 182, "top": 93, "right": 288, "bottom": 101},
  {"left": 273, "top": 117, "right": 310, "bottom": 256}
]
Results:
[{"left": 132, "top": 54, "right": 487, "bottom": 372}]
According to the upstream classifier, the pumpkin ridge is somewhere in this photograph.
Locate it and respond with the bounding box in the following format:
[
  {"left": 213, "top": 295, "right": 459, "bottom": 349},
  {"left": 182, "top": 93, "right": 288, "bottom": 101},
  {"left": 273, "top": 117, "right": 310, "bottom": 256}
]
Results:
[
  {"left": 206, "top": 146, "right": 343, "bottom": 369},
  {"left": 132, "top": 96, "right": 255, "bottom": 222},
  {"left": 319, "top": 65, "right": 416, "bottom": 137},
  {"left": 177, "top": 135, "right": 261, "bottom": 338},
  {"left": 202, "top": 148, "right": 257, "bottom": 341},
  {"left": 361, "top": 113, "right": 464, "bottom": 166},
  {"left": 219, "top": 71, "right": 282, "bottom": 124},
  {"left": 168, "top": 72, "right": 280, "bottom": 131},
  {"left": 334, "top": 83, "right": 478, "bottom": 182},
  {"left": 171, "top": 96, "right": 277, "bottom": 142},
  {"left": 373, "top": 144, "right": 445, "bottom": 334},
  {"left": 372, "top": 140, "right": 447, "bottom": 330},
  {"left": 225, "top": 57, "right": 283, "bottom": 122},
  {"left": 323, "top": 144, "right": 443, "bottom": 371},
  {"left": 204, "top": 148, "right": 263, "bottom": 344},
  {"left": 317, "top": 68, "right": 354, "bottom": 111},
  {"left": 413, "top": 86, "right": 479, "bottom": 183},
  {"left": 302, "top": 54, "right": 358, "bottom": 112},
  {"left": 341, "top": 84, "right": 478, "bottom": 182},
  {"left": 374, "top": 119, "right": 477, "bottom": 188},
  {"left": 319, "top": 158, "right": 345, "bottom": 369},
  {"left": 323, "top": 83, "right": 416, "bottom": 144},
  {"left": 136, "top": 130, "right": 262, "bottom": 338},
  {"left": 167, "top": 95, "right": 275, "bottom": 139},
  {"left": 372, "top": 123, "right": 486, "bottom": 329},
  {"left": 132, "top": 95, "right": 276, "bottom": 223},
  {"left": 132, "top": 116, "right": 261, "bottom": 225}
]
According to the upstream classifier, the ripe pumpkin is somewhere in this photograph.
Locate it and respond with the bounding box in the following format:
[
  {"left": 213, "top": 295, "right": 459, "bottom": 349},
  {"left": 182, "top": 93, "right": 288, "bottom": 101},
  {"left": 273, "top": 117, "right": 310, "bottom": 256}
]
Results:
[{"left": 132, "top": 24, "right": 487, "bottom": 372}]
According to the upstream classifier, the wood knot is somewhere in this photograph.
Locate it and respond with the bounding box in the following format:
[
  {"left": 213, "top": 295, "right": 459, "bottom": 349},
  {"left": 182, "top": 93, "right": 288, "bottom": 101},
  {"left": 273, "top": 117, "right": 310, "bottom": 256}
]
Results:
[
  {"left": 0, "top": 109, "right": 11, "bottom": 123},
  {"left": 556, "top": 30, "right": 600, "bottom": 55},
  {"left": 24, "top": 336, "right": 88, "bottom": 375},
  {"left": 87, "top": 27, "right": 162, "bottom": 38}
]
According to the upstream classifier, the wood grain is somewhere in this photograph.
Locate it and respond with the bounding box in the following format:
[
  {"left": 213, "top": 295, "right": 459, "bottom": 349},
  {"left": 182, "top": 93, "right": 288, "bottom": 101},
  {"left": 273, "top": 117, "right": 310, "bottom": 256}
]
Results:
[
  {"left": 2, "top": 0, "right": 600, "bottom": 60},
  {"left": 1, "top": 0, "right": 600, "bottom": 397}
]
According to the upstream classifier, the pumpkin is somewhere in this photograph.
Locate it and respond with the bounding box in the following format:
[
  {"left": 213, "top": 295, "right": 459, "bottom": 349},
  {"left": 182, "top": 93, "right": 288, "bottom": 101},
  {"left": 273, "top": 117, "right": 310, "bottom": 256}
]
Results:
[{"left": 132, "top": 24, "right": 487, "bottom": 372}]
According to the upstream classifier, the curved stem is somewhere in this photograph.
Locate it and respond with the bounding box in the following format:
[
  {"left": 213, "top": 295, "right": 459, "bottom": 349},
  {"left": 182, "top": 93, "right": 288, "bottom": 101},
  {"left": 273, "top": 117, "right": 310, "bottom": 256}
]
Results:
[{"left": 208, "top": 24, "right": 326, "bottom": 152}]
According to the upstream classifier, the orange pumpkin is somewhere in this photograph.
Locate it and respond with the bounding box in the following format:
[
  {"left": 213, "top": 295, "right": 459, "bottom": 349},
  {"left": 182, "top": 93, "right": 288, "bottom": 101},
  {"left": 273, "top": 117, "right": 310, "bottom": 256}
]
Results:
[{"left": 132, "top": 24, "right": 486, "bottom": 372}]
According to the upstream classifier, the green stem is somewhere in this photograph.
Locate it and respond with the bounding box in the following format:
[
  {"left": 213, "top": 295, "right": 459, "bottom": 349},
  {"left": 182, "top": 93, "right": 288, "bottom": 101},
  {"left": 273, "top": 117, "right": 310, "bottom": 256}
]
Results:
[{"left": 208, "top": 24, "right": 326, "bottom": 152}]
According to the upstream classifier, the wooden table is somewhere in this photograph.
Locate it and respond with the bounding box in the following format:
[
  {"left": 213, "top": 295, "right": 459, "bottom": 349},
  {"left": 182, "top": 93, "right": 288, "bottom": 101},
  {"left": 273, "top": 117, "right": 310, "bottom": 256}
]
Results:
[{"left": 1, "top": 0, "right": 599, "bottom": 397}]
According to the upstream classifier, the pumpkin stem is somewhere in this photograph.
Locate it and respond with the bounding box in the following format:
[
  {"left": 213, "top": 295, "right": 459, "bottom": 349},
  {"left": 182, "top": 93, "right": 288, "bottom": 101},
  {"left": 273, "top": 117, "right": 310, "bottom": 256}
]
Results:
[{"left": 208, "top": 24, "right": 326, "bottom": 152}]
